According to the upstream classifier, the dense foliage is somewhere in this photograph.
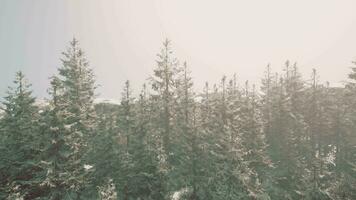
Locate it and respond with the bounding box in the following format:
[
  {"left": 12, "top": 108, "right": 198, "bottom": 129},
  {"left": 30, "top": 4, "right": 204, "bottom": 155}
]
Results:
[{"left": 0, "top": 39, "right": 355, "bottom": 199}]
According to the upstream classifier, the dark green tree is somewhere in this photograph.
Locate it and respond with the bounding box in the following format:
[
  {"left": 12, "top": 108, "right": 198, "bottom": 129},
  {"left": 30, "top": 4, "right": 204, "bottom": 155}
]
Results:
[
  {"left": 52, "top": 38, "right": 96, "bottom": 199},
  {"left": 0, "top": 72, "right": 40, "bottom": 199}
]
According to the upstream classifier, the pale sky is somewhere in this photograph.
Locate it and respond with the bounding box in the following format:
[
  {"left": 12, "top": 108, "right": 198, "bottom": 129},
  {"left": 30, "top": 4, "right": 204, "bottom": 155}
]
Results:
[{"left": 1, "top": 0, "right": 356, "bottom": 100}]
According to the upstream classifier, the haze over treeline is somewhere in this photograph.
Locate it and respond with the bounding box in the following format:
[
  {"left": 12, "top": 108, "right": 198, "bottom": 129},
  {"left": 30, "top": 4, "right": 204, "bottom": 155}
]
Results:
[
  {"left": 0, "top": 39, "right": 355, "bottom": 200},
  {"left": 2, "top": 0, "right": 356, "bottom": 100}
]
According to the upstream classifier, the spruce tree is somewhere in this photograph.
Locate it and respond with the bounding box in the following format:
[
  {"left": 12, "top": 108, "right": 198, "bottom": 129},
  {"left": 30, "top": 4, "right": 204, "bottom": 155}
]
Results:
[
  {"left": 151, "top": 39, "right": 179, "bottom": 164},
  {"left": 0, "top": 71, "right": 40, "bottom": 199},
  {"left": 303, "top": 69, "right": 332, "bottom": 200},
  {"left": 239, "top": 83, "right": 270, "bottom": 198},
  {"left": 334, "top": 62, "right": 356, "bottom": 199},
  {"left": 129, "top": 84, "right": 165, "bottom": 200},
  {"left": 173, "top": 62, "right": 203, "bottom": 199},
  {"left": 203, "top": 76, "right": 252, "bottom": 200},
  {"left": 150, "top": 39, "right": 180, "bottom": 198},
  {"left": 262, "top": 62, "right": 306, "bottom": 199},
  {"left": 38, "top": 76, "right": 76, "bottom": 199},
  {"left": 197, "top": 82, "right": 218, "bottom": 200},
  {"left": 51, "top": 38, "right": 96, "bottom": 198},
  {"left": 90, "top": 101, "right": 120, "bottom": 198},
  {"left": 116, "top": 80, "right": 135, "bottom": 200}
]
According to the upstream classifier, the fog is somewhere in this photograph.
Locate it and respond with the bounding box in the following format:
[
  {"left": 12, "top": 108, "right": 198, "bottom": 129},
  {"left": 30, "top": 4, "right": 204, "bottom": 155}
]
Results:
[{"left": 1, "top": 0, "right": 356, "bottom": 99}]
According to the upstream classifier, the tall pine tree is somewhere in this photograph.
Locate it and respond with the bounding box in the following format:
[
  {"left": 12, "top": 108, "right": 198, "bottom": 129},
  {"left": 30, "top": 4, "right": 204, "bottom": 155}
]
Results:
[{"left": 0, "top": 72, "right": 40, "bottom": 199}]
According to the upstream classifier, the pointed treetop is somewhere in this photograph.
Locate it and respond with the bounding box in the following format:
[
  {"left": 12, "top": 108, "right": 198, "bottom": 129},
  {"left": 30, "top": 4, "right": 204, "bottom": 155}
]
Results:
[{"left": 71, "top": 37, "right": 79, "bottom": 47}]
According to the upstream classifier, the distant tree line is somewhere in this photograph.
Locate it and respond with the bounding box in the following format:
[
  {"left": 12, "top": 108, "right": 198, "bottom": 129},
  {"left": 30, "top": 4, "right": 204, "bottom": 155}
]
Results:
[{"left": 0, "top": 39, "right": 355, "bottom": 200}]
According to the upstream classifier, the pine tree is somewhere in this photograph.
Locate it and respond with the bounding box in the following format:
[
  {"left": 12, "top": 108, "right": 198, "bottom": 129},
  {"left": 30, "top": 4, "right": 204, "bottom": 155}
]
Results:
[
  {"left": 118, "top": 80, "right": 135, "bottom": 154},
  {"left": 298, "top": 69, "right": 331, "bottom": 200},
  {"left": 87, "top": 100, "right": 120, "bottom": 199},
  {"left": 261, "top": 64, "right": 273, "bottom": 140},
  {"left": 150, "top": 39, "right": 181, "bottom": 198},
  {"left": 116, "top": 80, "right": 135, "bottom": 200},
  {"left": 204, "top": 76, "right": 252, "bottom": 200},
  {"left": 129, "top": 84, "right": 165, "bottom": 200},
  {"left": 240, "top": 82, "right": 270, "bottom": 198},
  {"left": 151, "top": 39, "right": 180, "bottom": 166},
  {"left": 328, "top": 85, "right": 354, "bottom": 199},
  {"left": 173, "top": 62, "right": 203, "bottom": 199},
  {"left": 333, "top": 61, "right": 356, "bottom": 199},
  {"left": 197, "top": 82, "right": 217, "bottom": 200},
  {"left": 262, "top": 62, "right": 307, "bottom": 199},
  {"left": 52, "top": 38, "right": 96, "bottom": 198},
  {"left": 37, "top": 76, "right": 78, "bottom": 199},
  {"left": 0, "top": 71, "right": 40, "bottom": 199}
]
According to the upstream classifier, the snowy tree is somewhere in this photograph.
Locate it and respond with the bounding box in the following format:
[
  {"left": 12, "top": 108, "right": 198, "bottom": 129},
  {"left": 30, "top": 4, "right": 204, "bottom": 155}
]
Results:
[
  {"left": 200, "top": 76, "right": 254, "bottom": 200},
  {"left": 150, "top": 39, "right": 180, "bottom": 167},
  {"left": 261, "top": 62, "right": 307, "bottom": 199},
  {"left": 115, "top": 80, "right": 136, "bottom": 200},
  {"left": 261, "top": 64, "right": 273, "bottom": 139},
  {"left": 332, "top": 62, "right": 356, "bottom": 199},
  {"left": 53, "top": 38, "right": 96, "bottom": 198},
  {"left": 0, "top": 72, "right": 40, "bottom": 199},
  {"left": 118, "top": 80, "right": 135, "bottom": 153},
  {"left": 173, "top": 62, "right": 204, "bottom": 199},
  {"left": 149, "top": 39, "right": 181, "bottom": 198},
  {"left": 302, "top": 69, "right": 333, "bottom": 199},
  {"left": 87, "top": 100, "right": 120, "bottom": 199},
  {"left": 128, "top": 83, "right": 165, "bottom": 200},
  {"left": 240, "top": 82, "right": 270, "bottom": 197},
  {"left": 36, "top": 76, "right": 81, "bottom": 199}
]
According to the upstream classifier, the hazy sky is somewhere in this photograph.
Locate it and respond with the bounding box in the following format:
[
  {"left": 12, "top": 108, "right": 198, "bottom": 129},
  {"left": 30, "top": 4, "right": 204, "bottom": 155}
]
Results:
[{"left": 1, "top": 0, "right": 356, "bottom": 100}]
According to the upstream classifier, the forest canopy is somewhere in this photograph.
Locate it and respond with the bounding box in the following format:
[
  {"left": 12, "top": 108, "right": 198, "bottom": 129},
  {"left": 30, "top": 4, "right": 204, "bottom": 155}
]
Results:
[{"left": 0, "top": 39, "right": 355, "bottom": 200}]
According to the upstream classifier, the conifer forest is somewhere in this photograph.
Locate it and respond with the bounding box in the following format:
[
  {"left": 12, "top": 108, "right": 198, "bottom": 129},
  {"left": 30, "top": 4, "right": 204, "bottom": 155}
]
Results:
[{"left": 0, "top": 38, "right": 356, "bottom": 200}]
